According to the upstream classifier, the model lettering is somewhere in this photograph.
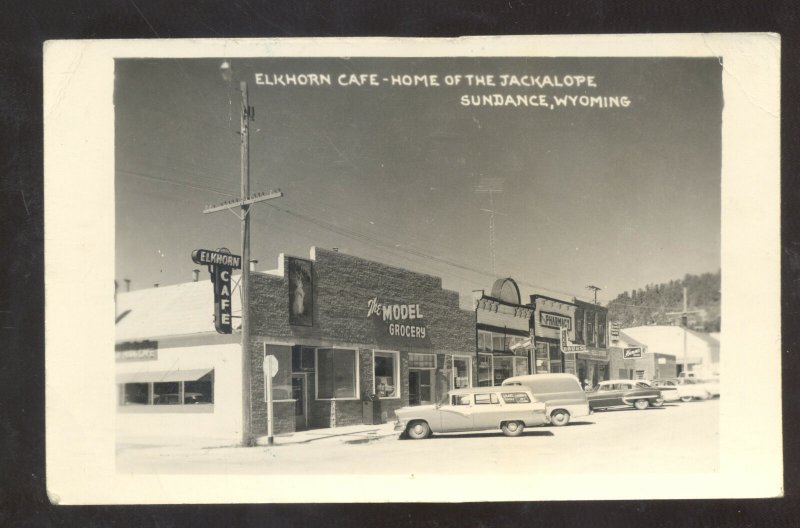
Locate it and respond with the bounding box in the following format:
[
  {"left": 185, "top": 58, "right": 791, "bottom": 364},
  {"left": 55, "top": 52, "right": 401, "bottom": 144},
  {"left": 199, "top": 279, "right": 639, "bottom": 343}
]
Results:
[{"left": 366, "top": 297, "right": 424, "bottom": 321}]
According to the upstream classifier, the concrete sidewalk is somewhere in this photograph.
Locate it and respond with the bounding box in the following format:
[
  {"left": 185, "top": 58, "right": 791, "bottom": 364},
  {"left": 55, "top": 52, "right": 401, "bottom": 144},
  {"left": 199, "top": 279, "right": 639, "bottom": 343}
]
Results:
[{"left": 255, "top": 422, "right": 398, "bottom": 446}]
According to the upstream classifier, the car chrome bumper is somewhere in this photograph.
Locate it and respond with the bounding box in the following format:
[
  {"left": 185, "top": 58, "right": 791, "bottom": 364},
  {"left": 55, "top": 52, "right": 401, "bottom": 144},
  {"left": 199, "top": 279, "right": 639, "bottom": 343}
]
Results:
[{"left": 394, "top": 422, "right": 406, "bottom": 432}]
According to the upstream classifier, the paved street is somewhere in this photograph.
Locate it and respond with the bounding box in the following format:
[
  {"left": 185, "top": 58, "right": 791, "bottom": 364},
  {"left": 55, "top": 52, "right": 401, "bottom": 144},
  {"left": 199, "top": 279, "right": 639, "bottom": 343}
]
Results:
[{"left": 116, "top": 398, "right": 718, "bottom": 475}]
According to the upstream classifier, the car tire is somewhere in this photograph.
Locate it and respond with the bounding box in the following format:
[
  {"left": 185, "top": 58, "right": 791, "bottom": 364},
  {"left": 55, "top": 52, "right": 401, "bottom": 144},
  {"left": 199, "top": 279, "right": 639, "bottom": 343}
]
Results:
[
  {"left": 652, "top": 398, "right": 664, "bottom": 407},
  {"left": 406, "top": 421, "right": 430, "bottom": 440},
  {"left": 680, "top": 396, "right": 693, "bottom": 403},
  {"left": 634, "top": 399, "right": 649, "bottom": 410},
  {"left": 550, "top": 410, "right": 571, "bottom": 427},
  {"left": 501, "top": 421, "right": 524, "bottom": 437}
]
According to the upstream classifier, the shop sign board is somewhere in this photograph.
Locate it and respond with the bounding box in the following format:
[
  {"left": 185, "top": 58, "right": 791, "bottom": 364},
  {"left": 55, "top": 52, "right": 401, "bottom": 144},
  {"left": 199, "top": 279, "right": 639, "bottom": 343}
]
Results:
[
  {"left": 192, "top": 247, "right": 240, "bottom": 334},
  {"left": 367, "top": 297, "right": 428, "bottom": 340},
  {"left": 560, "top": 327, "right": 586, "bottom": 353},
  {"left": 115, "top": 340, "right": 158, "bottom": 362},
  {"left": 623, "top": 347, "right": 643, "bottom": 358},
  {"left": 541, "top": 311, "right": 572, "bottom": 330}
]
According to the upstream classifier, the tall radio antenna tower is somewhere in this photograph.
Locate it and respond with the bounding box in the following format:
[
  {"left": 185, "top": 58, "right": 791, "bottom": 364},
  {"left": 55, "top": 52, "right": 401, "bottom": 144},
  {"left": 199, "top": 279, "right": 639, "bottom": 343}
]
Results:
[{"left": 475, "top": 177, "right": 505, "bottom": 276}]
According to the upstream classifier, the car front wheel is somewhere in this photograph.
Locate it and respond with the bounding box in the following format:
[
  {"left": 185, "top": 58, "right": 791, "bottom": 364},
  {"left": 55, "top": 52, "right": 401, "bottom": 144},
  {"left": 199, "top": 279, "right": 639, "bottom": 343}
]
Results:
[
  {"left": 550, "top": 410, "right": 571, "bottom": 427},
  {"left": 634, "top": 399, "right": 649, "bottom": 410},
  {"left": 680, "top": 396, "right": 693, "bottom": 403},
  {"left": 406, "top": 421, "right": 431, "bottom": 440},
  {"left": 501, "top": 421, "right": 524, "bottom": 437}
]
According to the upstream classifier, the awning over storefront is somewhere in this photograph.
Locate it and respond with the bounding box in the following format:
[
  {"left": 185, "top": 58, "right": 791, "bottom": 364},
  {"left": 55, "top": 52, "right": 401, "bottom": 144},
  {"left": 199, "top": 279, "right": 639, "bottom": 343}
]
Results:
[{"left": 116, "top": 368, "right": 212, "bottom": 384}]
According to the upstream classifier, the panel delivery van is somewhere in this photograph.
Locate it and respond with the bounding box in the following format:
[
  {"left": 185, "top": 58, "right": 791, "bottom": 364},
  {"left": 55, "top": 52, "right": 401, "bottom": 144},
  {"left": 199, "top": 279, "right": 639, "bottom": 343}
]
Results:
[{"left": 501, "top": 373, "right": 590, "bottom": 426}]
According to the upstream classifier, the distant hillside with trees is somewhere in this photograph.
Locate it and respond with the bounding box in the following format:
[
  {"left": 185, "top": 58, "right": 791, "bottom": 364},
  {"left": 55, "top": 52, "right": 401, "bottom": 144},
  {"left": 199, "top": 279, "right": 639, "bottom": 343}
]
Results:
[{"left": 606, "top": 271, "right": 721, "bottom": 332}]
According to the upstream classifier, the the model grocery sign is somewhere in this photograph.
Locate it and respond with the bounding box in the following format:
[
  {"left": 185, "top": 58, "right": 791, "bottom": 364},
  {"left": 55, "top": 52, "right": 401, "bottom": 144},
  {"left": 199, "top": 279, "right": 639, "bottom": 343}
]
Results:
[
  {"left": 367, "top": 297, "right": 427, "bottom": 339},
  {"left": 192, "top": 248, "right": 241, "bottom": 334}
]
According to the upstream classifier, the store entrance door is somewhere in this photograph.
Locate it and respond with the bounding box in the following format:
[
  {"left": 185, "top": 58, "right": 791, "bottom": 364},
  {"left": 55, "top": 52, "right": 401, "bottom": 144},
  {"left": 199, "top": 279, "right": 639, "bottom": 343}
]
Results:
[
  {"left": 291, "top": 374, "right": 307, "bottom": 431},
  {"left": 408, "top": 369, "right": 433, "bottom": 406}
]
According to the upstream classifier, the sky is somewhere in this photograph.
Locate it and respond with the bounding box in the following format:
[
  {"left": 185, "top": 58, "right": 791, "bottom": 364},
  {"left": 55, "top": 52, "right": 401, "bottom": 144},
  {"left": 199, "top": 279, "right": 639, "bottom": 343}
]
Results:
[{"left": 115, "top": 57, "right": 722, "bottom": 307}]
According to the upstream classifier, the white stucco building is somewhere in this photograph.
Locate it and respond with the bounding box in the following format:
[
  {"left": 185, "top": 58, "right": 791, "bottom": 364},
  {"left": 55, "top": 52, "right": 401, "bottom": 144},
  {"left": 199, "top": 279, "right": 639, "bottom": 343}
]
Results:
[{"left": 621, "top": 325, "right": 720, "bottom": 378}]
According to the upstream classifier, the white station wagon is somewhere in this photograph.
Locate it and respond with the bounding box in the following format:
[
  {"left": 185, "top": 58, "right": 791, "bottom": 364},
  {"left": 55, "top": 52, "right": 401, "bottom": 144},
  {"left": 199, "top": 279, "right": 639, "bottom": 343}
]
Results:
[{"left": 394, "top": 386, "right": 547, "bottom": 439}]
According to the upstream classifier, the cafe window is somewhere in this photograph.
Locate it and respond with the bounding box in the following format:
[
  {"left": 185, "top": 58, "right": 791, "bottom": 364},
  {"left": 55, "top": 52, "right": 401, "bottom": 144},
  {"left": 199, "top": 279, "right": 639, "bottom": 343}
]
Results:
[
  {"left": 478, "top": 353, "right": 493, "bottom": 387},
  {"left": 121, "top": 383, "right": 148, "bottom": 405},
  {"left": 493, "top": 356, "right": 514, "bottom": 386},
  {"left": 452, "top": 356, "right": 472, "bottom": 389},
  {"left": 117, "top": 370, "right": 215, "bottom": 406},
  {"left": 373, "top": 350, "right": 399, "bottom": 398},
  {"left": 316, "top": 348, "right": 358, "bottom": 399}
]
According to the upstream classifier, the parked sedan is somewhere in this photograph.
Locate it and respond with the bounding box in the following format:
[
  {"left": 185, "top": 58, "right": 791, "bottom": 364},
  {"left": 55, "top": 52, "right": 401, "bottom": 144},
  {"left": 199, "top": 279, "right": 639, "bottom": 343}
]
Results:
[
  {"left": 394, "top": 386, "right": 547, "bottom": 439},
  {"left": 586, "top": 380, "right": 664, "bottom": 411},
  {"left": 656, "top": 378, "right": 711, "bottom": 402},
  {"left": 643, "top": 380, "right": 681, "bottom": 402}
]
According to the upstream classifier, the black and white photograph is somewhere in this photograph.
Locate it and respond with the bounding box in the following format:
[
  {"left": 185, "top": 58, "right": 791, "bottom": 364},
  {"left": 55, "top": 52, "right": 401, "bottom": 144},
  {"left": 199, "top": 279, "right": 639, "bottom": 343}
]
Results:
[{"left": 43, "top": 35, "right": 782, "bottom": 503}]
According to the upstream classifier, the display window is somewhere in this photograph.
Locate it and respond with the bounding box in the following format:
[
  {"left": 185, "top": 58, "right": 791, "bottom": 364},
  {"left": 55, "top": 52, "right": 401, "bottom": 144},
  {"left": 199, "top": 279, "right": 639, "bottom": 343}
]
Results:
[
  {"left": 117, "top": 371, "right": 215, "bottom": 406},
  {"left": 493, "top": 356, "right": 514, "bottom": 385},
  {"left": 316, "top": 348, "right": 358, "bottom": 399},
  {"left": 452, "top": 356, "right": 472, "bottom": 389},
  {"left": 373, "top": 350, "right": 399, "bottom": 398},
  {"left": 514, "top": 356, "right": 529, "bottom": 377},
  {"left": 478, "top": 353, "right": 493, "bottom": 386}
]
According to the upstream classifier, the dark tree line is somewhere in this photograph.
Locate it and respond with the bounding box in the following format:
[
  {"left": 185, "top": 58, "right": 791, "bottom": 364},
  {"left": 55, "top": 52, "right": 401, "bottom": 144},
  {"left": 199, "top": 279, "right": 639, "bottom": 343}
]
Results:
[{"left": 606, "top": 270, "right": 721, "bottom": 332}]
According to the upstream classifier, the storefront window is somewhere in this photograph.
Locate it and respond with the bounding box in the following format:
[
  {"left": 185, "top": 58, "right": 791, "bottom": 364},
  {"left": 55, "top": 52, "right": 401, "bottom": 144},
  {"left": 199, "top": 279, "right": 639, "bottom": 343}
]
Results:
[
  {"left": 408, "top": 353, "right": 435, "bottom": 369},
  {"left": 478, "top": 331, "right": 491, "bottom": 352},
  {"left": 478, "top": 353, "right": 492, "bottom": 386},
  {"left": 184, "top": 371, "right": 214, "bottom": 404},
  {"left": 374, "top": 351, "right": 398, "bottom": 398},
  {"left": 514, "top": 356, "right": 529, "bottom": 376},
  {"left": 598, "top": 312, "right": 607, "bottom": 347},
  {"left": 122, "top": 383, "right": 148, "bottom": 405},
  {"left": 153, "top": 382, "right": 180, "bottom": 405},
  {"left": 492, "top": 335, "right": 505, "bottom": 352},
  {"left": 118, "top": 370, "right": 215, "bottom": 406},
  {"left": 493, "top": 356, "right": 514, "bottom": 385},
  {"left": 316, "top": 348, "right": 358, "bottom": 399},
  {"left": 534, "top": 342, "right": 550, "bottom": 373},
  {"left": 452, "top": 356, "right": 471, "bottom": 389},
  {"left": 575, "top": 307, "right": 584, "bottom": 344},
  {"left": 292, "top": 346, "right": 315, "bottom": 371}
]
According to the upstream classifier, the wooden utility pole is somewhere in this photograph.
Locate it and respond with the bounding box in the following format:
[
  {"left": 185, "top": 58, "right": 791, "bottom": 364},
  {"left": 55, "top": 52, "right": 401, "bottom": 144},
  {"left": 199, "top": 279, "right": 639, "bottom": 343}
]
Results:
[
  {"left": 475, "top": 177, "right": 504, "bottom": 276},
  {"left": 204, "top": 69, "right": 283, "bottom": 446},
  {"left": 586, "top": 284, "right": 601, "bottom": 304},
  {"left": 666, "top": 287, "right": 704, "bottom": 376}
]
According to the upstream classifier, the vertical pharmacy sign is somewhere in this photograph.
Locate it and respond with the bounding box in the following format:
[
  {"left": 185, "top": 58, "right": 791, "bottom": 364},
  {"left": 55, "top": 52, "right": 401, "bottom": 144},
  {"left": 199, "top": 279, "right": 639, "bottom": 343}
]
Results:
[{"left": 192, "top": 248, "right": 242, "bottom": 334}]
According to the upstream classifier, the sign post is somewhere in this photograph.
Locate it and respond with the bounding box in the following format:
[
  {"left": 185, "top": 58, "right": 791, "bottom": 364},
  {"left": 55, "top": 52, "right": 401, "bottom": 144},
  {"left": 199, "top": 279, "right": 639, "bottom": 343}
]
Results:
[{"left": 263, "top": 350, "right": 279, "bottom": 446}]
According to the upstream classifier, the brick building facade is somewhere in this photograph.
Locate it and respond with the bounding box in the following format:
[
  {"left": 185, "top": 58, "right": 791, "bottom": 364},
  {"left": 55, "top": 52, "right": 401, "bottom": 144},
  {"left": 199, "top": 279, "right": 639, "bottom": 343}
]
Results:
[{"left": 248, "top": 247, "right": 477, "bottom": 436}]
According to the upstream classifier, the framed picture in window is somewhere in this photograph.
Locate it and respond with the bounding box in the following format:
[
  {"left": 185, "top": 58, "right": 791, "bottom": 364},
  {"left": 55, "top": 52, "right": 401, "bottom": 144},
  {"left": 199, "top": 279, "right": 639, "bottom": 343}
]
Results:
[{"left": 288, "top": 257, "right": 313, "bottom": 326}]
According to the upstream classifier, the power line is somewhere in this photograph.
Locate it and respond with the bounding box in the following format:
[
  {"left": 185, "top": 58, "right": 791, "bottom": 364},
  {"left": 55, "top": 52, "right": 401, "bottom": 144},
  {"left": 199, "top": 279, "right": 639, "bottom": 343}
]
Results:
[{"left": 117, "top": 169, "right": 597, "bottom": 303}]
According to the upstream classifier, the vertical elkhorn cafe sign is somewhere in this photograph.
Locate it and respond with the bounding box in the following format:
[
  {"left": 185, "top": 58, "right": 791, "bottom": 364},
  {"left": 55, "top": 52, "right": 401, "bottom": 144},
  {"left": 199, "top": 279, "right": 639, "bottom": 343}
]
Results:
[{"left": 192, "top": 248, "right": 242, "bottom": 334}]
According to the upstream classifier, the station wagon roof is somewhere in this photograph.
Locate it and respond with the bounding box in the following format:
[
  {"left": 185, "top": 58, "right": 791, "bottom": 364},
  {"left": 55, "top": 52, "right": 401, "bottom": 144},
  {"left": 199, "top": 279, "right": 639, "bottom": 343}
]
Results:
[{"left": 448, "top": 386, "right": 533, "bottom": 395}]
